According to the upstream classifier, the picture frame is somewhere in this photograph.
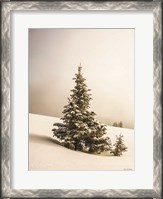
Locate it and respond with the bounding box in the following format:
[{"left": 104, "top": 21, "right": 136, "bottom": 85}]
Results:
[{"left": 1, "top": 0, "right": 162, "bottom": 198}]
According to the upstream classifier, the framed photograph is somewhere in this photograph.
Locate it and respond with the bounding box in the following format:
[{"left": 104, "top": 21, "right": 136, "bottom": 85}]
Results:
[{"left": 1, "top": 0, "right": 162, "bottom": 198}]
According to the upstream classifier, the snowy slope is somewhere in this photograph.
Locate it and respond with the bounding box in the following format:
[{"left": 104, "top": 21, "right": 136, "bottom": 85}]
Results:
[{"left": 29, "top": 113, "right": 134, "bottom": 170}]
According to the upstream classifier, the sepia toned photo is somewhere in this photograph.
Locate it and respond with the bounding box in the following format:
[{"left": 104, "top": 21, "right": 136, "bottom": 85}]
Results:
[{"left": 29, "top": 28, "right": 134, "bottom": 170}]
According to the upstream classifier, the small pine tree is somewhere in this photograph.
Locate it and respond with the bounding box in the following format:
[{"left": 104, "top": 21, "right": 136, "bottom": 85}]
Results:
[
  {"left": 113, "top": 121, "right": 123, "bottom": 128},
  {"left": 113, "top": 122, "right": 118, "bottom": 127},
  {"left": 119, "top": 121, "right": 123, "bottom": 128},
  {"left": 111, "top": 134, "right": 127, "bottom": 156},
  {"left": 52, "top": 64, "right": 112, "bottom": 154}
]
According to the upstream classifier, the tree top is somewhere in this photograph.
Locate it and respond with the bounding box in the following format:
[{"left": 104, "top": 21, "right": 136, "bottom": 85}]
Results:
[{"left": 78, "top": 63, "right": 82, "bottom": 74}]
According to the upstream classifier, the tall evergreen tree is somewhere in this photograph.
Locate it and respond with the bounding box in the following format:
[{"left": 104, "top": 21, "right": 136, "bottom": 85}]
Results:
[{"left": 52, "top": 64, "right": 112, "bottom": 154}]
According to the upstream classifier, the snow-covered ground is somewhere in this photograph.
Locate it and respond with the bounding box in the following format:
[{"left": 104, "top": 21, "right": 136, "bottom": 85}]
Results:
[{"left": 29, "top": 113, "right": 134, "bottom": 170}]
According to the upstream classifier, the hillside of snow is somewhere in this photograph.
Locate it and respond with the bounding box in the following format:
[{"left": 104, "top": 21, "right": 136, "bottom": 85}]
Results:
[{"left": 29, "top": 113, "right": 134, "bottom": 170}]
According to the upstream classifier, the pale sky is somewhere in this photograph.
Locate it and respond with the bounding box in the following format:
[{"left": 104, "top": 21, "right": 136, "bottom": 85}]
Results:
[{"left": 29, "top": 29, "right": 134, "bottom": 128}]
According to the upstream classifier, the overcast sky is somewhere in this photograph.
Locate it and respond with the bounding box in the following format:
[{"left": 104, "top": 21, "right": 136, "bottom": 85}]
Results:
[{"left": 29, "top": 29, "right": 134, "bottom": 128}]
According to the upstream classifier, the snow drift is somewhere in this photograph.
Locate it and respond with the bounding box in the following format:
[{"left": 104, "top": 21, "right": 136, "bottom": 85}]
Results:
[{"left": 29, "top": 113, "right": 134, "bottom": 170}]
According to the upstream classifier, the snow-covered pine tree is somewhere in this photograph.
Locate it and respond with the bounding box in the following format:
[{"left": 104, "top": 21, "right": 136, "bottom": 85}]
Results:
[
  {"left": 111, "top": 134, "right": 127, "bottom": 156},
  {"left": 52, "top": 64, "right": 112, "bottom": 154}
]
